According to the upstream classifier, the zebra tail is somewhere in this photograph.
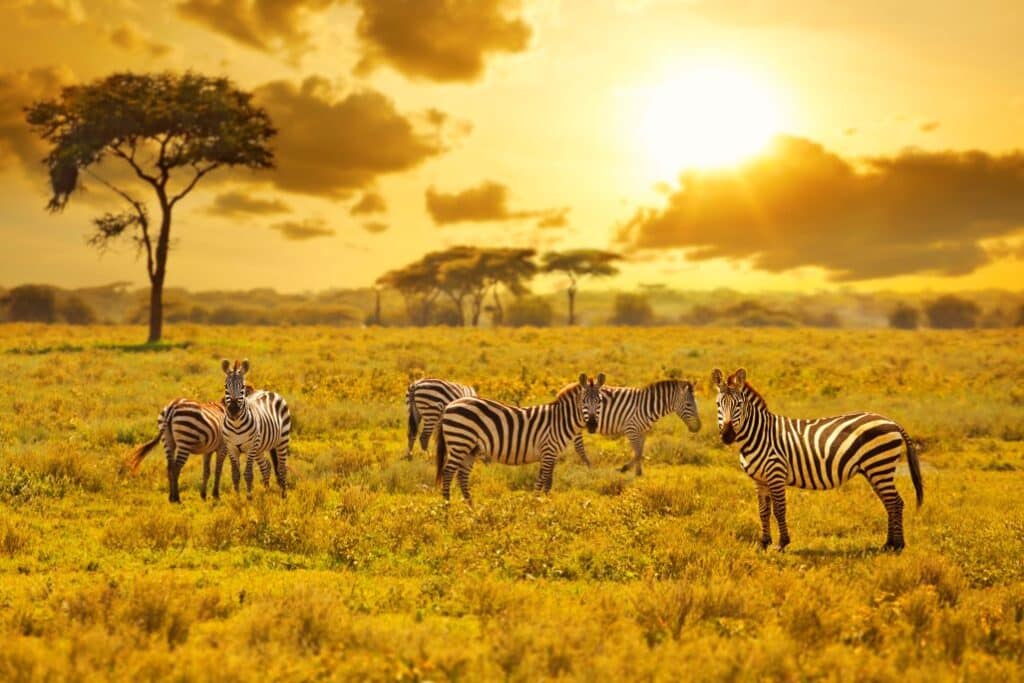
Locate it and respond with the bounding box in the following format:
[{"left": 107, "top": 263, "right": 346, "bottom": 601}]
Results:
[
  {"left": 435, "top": 425, "right": 447, "bottom": 487},
  {"left": 127, "top": 433, "right": 161, "bottom": 473},
  {"left": 406, "top": 384, "right": 420, "bottom": 445},
  {"left": 900, "top": 425, "right": 924, "bottom": 507}
]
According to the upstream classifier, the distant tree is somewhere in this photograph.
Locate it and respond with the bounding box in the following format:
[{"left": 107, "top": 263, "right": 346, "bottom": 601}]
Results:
[
  {"left": 979, "top": 307, "right": 1012, "bottom": 328},
  {"left": 377, "top": 260, "right": 442, "bottom": 326},
  {"left": 925, "top": 295, "right": 980, "bottom": 329},
  {"left": 506, "top": 296, "right": 554, "bottom": 327},
  {"left": 478, "top": 248, "right": 536, "bottom": 326},
  {"left": 542, "top": 249, "right": 620, "bottom": 325},
  {"left": 888, "top": 303, "right": 920, "bottom": 330},
  {"left": 60, "top": 295, "right": 97, "bottom": 324},
  {"left": 1017, "top": 303, "right": 1024, "bottom": 327},
  {"left": 610, "top": 292, "right": 654, "bottom": 325},
  {"left": 8, "top": 285, "right": 57, "bottom": 322},
  {"left": 25, "top": 72, "right": 276, "bottom": 343}
]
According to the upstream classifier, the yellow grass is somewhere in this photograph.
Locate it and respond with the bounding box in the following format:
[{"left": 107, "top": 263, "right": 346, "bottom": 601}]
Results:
[{"left": 0, "top": 324, "right": 1021, "bottom": 681}]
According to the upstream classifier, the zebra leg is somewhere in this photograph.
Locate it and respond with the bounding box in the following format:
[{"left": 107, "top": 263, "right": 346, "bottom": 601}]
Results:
[
  {"left": 865, "top": 471, "right": 906, "bottom": 551},
  {"left": 243, "top": 454, "right": 255, "bottom": 497},
  {"left": 573, "top": 434, "right": 592, "bottom": 468},
  {"left": 168, "top": 449, "right": 188, "bottom": 504},
  {"left": 456, "top": 462, "right": 473, "bottom": 507},
  {"left": 256, "top": 452, "right": 272, "bottom": 489},
  {"left": 273, "top": 443, "right": 288, "bottom": 499},
  {"left": 535, "top": 449, "right": 558, "bottom": 493},
  {"left": 441, "top": 460, "right": 459, "bottom": 503},
  {"left": 769, "top": 480, "right": 790, "bottom": 550},
  {"left": 756, "top": 483, "right": 772, "bottom": 550},
  {"left": 213, "top": 447, "right": 226, "bottom": 500},
  {"left": 201, "top": 451, "right": 212, "bottom": 501},
  {"left": 630, "top": 432, "right": 647, "bottom": 476},
  {"left": 419, "top": 415, "right": 435, "bottom": 453},
  {"left": 230, "top": 449, "right": 241, "bottom": 494}
]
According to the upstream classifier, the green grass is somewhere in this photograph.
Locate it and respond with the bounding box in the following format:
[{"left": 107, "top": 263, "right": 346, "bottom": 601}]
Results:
[{"left": 0, "top": 324, "right": 1021, "bottom": 681}]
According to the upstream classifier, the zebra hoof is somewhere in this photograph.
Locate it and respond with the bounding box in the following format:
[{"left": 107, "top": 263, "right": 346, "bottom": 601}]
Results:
[
  {"left": 759, "top": 538, "right": 772, "bottom": 551},
  {"left": 618, "top": 463, "right": 632, "bottom": 473},
  {"left": 776, "top": 537, "right": 790, "bottom": 552},
  {"left": 882, "top": 542, "right": 905, "bottom": 553}
]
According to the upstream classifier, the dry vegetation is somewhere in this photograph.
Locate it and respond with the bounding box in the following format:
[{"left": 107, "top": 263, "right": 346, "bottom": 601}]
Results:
[{"left": 0, "top": 324, "right": 1022, "bottom": 681}]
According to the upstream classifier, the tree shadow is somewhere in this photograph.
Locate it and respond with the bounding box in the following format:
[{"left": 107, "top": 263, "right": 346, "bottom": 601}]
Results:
[{"left": 5, "top": 341, "right": 191, "bottom": 355}]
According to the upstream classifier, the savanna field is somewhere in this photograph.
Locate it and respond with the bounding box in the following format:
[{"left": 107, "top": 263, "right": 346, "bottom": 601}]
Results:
[{"left": 0, "top": 324, "right": 1022, "bottom": 682}]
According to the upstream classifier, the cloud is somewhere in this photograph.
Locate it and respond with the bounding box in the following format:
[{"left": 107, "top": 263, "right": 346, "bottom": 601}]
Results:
[
  {"left": 425, "top": 180, "right": 567, "bottom": 227},
  {"left": 108, "top": 22, "right": 173, "bottom": 57},
  {"left": 176, "top": 0, "right": 331, "bottom": 59},
  {"left": 269, "top": 217, "right": 335, "bottom": 240},
  {"left": 350, "top": 191, "right": 386, "bottom": 215},
  {"left": 208, "top": 190, "right": 290, "bottom": 216},
  {"left": 11, "top": 0, "right": 85, "bottom": 25},
  {"left": 353, "top": 0, "right": 532, "bottom": 82},
  {"left": 362, "top": 220, "right": 388, "bottom": 233},
  {"left": 616, "top": 135, "right": 1024, "bottom": 281},
  {"left": 0, "top": 66, "right": 75, "bottom": 173},
  {"left": 919, "top": 120, "right": 940, "bottom": 133},
  {"left": 254, "top": 76, "right": 446, "bottom": 198}
]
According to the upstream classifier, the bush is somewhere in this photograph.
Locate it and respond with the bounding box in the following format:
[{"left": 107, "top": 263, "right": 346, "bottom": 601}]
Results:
[
  {"left": 889, "top": 303, "right": 920, "bottom": 330},
  {"left": 506, "top": 296, "right": 553, "bottom": 327},
  {"left": 59, "top": 295, "right": 96, "bottom": 325},
  {"left": 8, "top": 285, "right": 56, "bottom": 322},
  {"left": 925, "top": 295, "right": 980, "bottom": 329},
  {"left": 610, "top": 293, "right": 654, "bottom": 326}
]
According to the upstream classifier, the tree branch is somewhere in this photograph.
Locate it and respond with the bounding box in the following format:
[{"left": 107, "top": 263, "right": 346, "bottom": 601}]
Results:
[
  {"left": 110, "top": 142, "right": 160, "bottom": 187},
  {"left": 168, "top": 162, "right": 219, "bottom": 207},
  {"left": 83, "top": 168, "right": 155, "bottom": 279}
]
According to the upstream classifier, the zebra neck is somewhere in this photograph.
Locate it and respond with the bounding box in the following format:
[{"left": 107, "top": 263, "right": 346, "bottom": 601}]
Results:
[
  {"left": 736, "top": 394, "right": 775, "bottom": 443},
  {"left": 225, "top": 402, "right": 253, "bottom": 429},
  {"left": 553, "top": 391, "right": 584, "bottom": 432},
  {"left": 644, "top": 384, "right": 675, "bottom": 419}
]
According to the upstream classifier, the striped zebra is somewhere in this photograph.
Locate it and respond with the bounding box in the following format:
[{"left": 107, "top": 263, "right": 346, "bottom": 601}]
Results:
[
  {"left": 127, "top": 397, "right": 240, "bottom": 503},
  {"left": 406, "top": 378, "right": 477, "bottom": 459},
  {"left": 712, "top": 368, "right": 923, "bottom": 551},
  {"left": 435, "top": 373, "right": 606, "bottom": 504},
  {"left": 217, "top": 359, "right": 292, "bottom": 498},
  {"left": 573, "top": 379, "right": 701, "bottom": 474}
]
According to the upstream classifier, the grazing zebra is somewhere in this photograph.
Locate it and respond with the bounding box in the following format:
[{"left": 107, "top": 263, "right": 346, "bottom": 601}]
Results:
[
  {"left": 406, "top": 378, "right": 477, "bottom": 458},
  {"left": 712, "top": 368, "right": 923, "bottom": 551},
  {"left": 127, "top": 397, "right": 240, "bottom": 503},
  {"left": 435, "top": 373, "right": 606, "bottom": 504},
  {"left": 573, "top": 379, "right": 701, "bottom": 474},
  {"left": 217, "top": 359, "right": 292, "bottom": 499}
]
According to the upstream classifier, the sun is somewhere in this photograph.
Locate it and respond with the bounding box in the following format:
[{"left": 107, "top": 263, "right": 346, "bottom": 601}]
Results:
[{"left": 638, "top": 64, "right": 785, "bottom": 175}]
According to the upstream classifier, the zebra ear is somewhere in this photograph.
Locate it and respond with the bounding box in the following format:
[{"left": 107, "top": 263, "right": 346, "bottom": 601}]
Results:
[
  {"left": 241, "top": 359, "right": 250, "bottom": 374},
  {"left": 596, "top": 373, "right": 606, "bottom": 387},
  {"left": 221, "top": 359, "right": 231, "bottom": 374},
  {"left": 732, "top": 368, "right": 747, "bottom": 386},
  {"left": 578, "top": 372, "right": 587, "bottom": 387},
  {"left": 711, "top": 368, "right": 724, "bottom": 389}
]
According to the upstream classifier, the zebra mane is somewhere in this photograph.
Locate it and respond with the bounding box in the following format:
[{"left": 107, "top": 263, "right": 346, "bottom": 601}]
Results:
[
  {"left": 646, "top": 379, "right": 689, "bottom": 392},
  {"left": 555, "top": 383, "right": 583, "bottom": 402},
  {"left": 740, "top": 381, "right": 768, "bottom": 408}
]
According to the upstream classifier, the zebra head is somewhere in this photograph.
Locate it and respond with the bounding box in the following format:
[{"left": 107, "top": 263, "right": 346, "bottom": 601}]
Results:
[
  {"left": 674, "top": 380, "right": 702, "bottom": 433},
  {"left": 578, "top": 372, "right": 606, "bottom": 433},
  {"left": 221, "top": 358, "right": 250, "bottom": 419},
  {"left": 712, "top": 367, "right": 747, "bottom": 445}
]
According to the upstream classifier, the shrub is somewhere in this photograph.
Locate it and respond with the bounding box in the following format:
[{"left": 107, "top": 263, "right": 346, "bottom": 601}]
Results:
[
  {"left": 59, "top": 295, "right": 96, "bottom": 324},
  {"left": 925, "top": 295, "right": 980, "bottom": 329},
  {"left": 889, "top": 303, "right": 920, "bottom": 329},
  {"left": 8, "top": 285, "right": 56, "bottom": 322},
  {"left": 610, "top": 293, "right": 654, "bottom": 325},
  {"left": 506, "top": 296, "right": 553, "bottom": 327}
]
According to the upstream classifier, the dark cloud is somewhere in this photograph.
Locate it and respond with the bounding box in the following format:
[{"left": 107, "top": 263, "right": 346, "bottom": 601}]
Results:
[
  {"left": 208, "top": 190, "right": 291, "bottom": 216},
  {"left": 254, "top": 76, "right": 446, "bottom": 198},
  {"left": 362, "top": 220, "right": 388, "bottom": 233},
  {"left": 350, "top": 191, "right": 387, "bottom": 215},
  {"left": 920, "top": 120, "right": 941, "bottom": 133},
  {"left": 269, "top": 217, "right": 335, "bottom": 240},
  {"left": 0, "top": 66, "right": 74, "bottom": 172},
  {"left": 108, "top": 22, "right": 173, "bottom": 57},
  {"left": 425, "top": 180, "right": 567, "bottom": 227},
  {"left": 177, "top": 0, "right": 531, "bottom": 81},
  {"left": 616, "top": 135, "right": 1024, "bottom": 281},
  {"left": 353, "top": 0, "right": 532, "bottom": 82}
]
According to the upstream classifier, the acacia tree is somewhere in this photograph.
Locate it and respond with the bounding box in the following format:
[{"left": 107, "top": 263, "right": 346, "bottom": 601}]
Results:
[
  {"left": 25, "top": 72, "right": 276, "bottom": 342},
  {"left": 542, "top": 249, "right": 620, "bottom": 325},
  {"left": 481, "top": 248, "right": 536, "bottom": 326},
  {"left": 376, "top": 260, "right": 441, "bottom": 325}
]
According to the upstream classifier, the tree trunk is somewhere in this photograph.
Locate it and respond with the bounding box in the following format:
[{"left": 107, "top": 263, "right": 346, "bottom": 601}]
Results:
[
  {"left": 492, "top": 287, "right": 504, "bottom": 326},
  {"left": 147, "top": 275, "right": 164, "bottom": 343},
  {"left": 373, "top": 289, "right": 381, "bottom": 325},
  {"left": 567, "top": 284, "right": 577, "bottom": 326},
  {"left": 147, "top": 201, "right": 172, "bottom": 343}
]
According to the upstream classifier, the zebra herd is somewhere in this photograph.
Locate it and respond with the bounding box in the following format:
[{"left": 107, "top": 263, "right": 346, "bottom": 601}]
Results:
[{"left": 129, "top": 361, "right": 923, "bottom": 551}]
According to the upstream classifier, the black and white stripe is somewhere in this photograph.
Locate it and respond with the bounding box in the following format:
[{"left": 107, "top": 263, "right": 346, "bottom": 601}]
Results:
[
  {"left": 218, "top": 359, "right": 292, "bottom": 498},
  {"left": 128, "top": 397, "right": 239, "bottom": 503},
  {"left": 573, "top": 379, "right": 701, "bottom": 474},
  {"left": 406, "top": 378, "right": 477, "bottom": 458},
  {"left": 713, "top": 368, "right": 923, "bottom": 551},
  {"left": 435, "top": 373, "right": 606, "bottom": 504}
]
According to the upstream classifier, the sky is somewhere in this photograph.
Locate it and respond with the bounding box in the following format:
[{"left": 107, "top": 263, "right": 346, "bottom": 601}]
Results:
[{"left": 0, "top": 0, "right": 1022, "bottom": 294}]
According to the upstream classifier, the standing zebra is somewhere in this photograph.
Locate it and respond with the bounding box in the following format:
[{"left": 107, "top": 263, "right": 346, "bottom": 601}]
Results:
[
  {"left": 217, "top": 359, "right": 292, "bottom": 499},
  {"left": 127, "top": 397, "right": 240, "bottom": 503},
  {"left": 406, "top": 378, "right": 477, "bottom": 459},
  {"left": 436, "top": 373, "right": 606, "bottom": 504},
  {"left": 573, "top": 379, "right": 701, "bottom": 474},
  {"left": 712, "top": 368, "right": 923, "bottom": 551}
]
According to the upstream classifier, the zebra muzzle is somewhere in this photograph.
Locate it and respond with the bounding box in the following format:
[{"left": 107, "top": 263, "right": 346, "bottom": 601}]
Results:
[
  {"left": 586, "top": 419, "right": 597, "bottom": 433},
  {"left": 720, "top": 423, "right": 736, "bottom": 445}
]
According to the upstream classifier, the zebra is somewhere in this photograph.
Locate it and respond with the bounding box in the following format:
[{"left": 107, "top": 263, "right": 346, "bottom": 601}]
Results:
[
  {"left": 405, "top": 378, "right": 477, "bottom": 459},
  {"left": 572, "top": 379, "right": 701, "bottom": 474},
  {"left": 217, "top": 359, "right": 292, "bottom": 499},
  {"left": 712, "top": 368, "right": 923, "bottom": 551},
  {"left": 127, "top": 397, "right": 241, "bottom": 503},
  {"left": 435, "top": 373, "right": 606, "bottom": 504}
]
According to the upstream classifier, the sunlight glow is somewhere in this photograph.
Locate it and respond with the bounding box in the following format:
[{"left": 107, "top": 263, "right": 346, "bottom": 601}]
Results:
[{"left": 638, "top": 65, "right": 785, "bottom": 175}]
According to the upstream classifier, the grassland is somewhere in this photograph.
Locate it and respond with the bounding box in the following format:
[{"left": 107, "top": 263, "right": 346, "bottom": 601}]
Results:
[{"left": 0, "top": 323, "right": 1022, "bottom": 681}]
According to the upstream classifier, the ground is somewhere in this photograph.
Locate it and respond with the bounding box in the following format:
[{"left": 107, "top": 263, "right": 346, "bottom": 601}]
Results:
[{"left": 0, "top": 324, "right": 1021, "bottom": 681}]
